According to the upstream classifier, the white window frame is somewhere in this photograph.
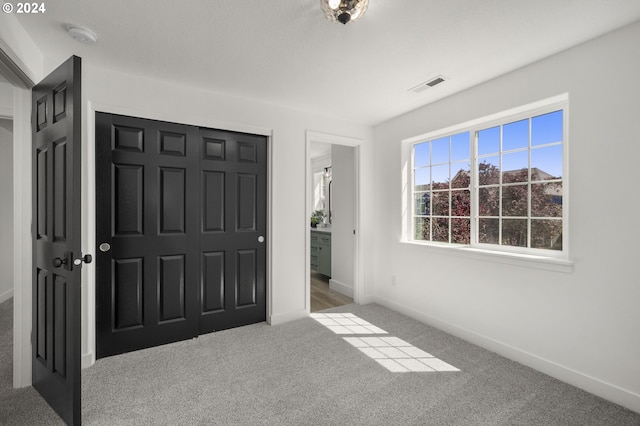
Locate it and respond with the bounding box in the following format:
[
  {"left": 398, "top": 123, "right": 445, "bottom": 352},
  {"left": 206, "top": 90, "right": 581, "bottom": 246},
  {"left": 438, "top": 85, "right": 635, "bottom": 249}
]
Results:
[{"left": 401, "top": 94, "right": 572, "bottom": 271}]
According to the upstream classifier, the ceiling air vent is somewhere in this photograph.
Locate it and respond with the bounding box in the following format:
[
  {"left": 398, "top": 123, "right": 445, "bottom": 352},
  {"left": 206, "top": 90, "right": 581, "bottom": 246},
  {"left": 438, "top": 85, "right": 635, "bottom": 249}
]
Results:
[{"left": 409, "top": 75, "right": 446, "bottom": 93}]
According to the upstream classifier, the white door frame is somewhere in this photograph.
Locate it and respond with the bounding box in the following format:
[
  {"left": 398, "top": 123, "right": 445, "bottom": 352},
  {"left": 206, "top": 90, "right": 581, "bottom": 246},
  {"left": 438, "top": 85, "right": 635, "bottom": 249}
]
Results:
[
  {"left": 1, "top": 32, "right": 41, "bottom": 388},
  {"left": 12, "top": 86, "right": 32, "bottom": 388},
  {"left": 0, "top": 74, "right": 33, "bottom": 388},
  {"left": 305, "top": 131, "right": 362, "bottom": 311},
  {"left": 1, "top": 27, "right": 42, "bottom": 388}
]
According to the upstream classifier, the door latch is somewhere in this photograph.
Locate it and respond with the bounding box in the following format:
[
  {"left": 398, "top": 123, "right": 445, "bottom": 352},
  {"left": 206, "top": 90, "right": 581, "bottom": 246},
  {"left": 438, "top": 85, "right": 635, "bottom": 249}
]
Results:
[
  {"left": 52, "top": 251, "right": 74, "bottom": 271},
  {"left": 53, "top": 252, "right": 92, "bottom": 271},
  {"left": 73, "top": 254, "right": 93, "bottom": 266}
]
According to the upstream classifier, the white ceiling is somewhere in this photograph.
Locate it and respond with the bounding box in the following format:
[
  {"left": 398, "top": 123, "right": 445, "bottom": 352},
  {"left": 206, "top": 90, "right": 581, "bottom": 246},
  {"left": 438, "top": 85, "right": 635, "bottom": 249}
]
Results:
[{"left": 13, "top": 0, "right": 640, "bottom": 125}]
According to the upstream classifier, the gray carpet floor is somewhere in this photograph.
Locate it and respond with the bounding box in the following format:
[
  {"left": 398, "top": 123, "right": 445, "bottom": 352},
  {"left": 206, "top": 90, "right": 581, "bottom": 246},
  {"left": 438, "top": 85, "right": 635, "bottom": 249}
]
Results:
[{"left": 1, "top": 298, "right": 639, "bottom": 425}]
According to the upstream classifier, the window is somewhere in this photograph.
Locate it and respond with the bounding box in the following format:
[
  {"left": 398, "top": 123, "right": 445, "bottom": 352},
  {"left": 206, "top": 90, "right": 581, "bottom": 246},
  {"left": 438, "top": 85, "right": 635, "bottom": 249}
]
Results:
[
  {"left": 413, "top": 132, "right": 471, "bottom": 244},
  {"left": 409, "top": 99, "right": 566, "bottom": 256}
]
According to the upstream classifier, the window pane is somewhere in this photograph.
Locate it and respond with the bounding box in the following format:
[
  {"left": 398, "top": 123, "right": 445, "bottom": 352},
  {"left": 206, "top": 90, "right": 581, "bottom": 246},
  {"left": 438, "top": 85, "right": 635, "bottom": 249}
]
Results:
[
  {"left": 502, "top": 184, "right": 528, "bottom": 216},
  {"left": 451, "top": 162, "right": 470, "bottom": 188},
  {"left": 414, "top": 168, "right": 430, "bottom": 191},
  {"left": 451, "top": 190, "right": 470, "bottom": 216},
  {"left": 478, "top": 126, "right": 500, "bottom": 155},
  {"left": 433, "top": 218, "right": 449, "bottom": 242},
  {"left": 432, "top": 191, "right": 449, "bottom": 216},
  {"left": 451, "top": 218, "right": 470, "bottom": 244},
  {"left": 502, "top": 151, "right": 528, "bottom": 183},
  {"left": 502, "top": 219, "right": 527, "bottom": 247},
  {"left": 478, "top": 157, "right": 500, "bottom": 185},
  {"left": 479, "top": 187, "right": 499, "bottom": 216},
  {"left": 478, "top": 218, "right": 499, "bottom": 244},
  {"left": 414, "top": 142, "right": 430, "bottom": 167},
  {"left": 531, "top": 182, "right": 562, "bottom": 217},
  {"left": 531, "top": 145, "right": 562, "bottom": 180},
  {"left": 411, "top": 106, "right": 564, "bottom": 252},
  {"left": 532, "top": 110, "right": 562, "bottom": 146},
  {"left": 414, "top": 192, "right": 431, "bottom": 216},
  {"left": 531, "top": 219, "right": 562, "bottom": 250},
  {"left": 432, "top": 164, "right": 449, "bottom": 190},
  {"left": 503, "top": 119, "right": 529, "bottom": 151},
  {"left": 451, "top": 132, "right": 470, "bottom": 161},
  {"left": 414, "top": 217, "right": 431, "bottom": 241},
  {"left": 432, "top": 137, "right": 449, "bottom": 165}
]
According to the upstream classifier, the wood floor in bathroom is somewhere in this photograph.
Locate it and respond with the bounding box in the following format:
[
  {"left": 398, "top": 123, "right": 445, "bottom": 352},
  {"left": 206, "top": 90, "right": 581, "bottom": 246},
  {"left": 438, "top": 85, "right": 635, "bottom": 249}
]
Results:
[{"left": 310, "top": 271, "right": 353, "bottom": 312}]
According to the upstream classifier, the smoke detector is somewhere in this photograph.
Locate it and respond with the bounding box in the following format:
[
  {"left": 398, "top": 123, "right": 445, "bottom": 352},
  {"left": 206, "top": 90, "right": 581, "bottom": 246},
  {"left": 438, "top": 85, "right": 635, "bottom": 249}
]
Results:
[
  {"left": 409, "top": 75, "right": 447, "bottom": 93},
  {"left": 67, "top": 26, "right": 97, "bottom": 44}
]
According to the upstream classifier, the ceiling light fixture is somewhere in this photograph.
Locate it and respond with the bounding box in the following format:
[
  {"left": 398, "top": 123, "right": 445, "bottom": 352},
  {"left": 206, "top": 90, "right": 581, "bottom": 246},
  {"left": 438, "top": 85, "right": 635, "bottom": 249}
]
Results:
[
  {"left": 67, "top": 26, "right": 98, "bottom": 44},
  {"left": 321, "top": 0, "right": 369, "bottom": 25}
]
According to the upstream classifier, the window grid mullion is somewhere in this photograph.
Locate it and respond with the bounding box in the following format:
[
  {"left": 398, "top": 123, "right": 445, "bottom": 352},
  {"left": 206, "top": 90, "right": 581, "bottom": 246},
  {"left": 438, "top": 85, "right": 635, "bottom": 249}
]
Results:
[
  {"left": 430, "top": 153, "right": 434, "bottom": 240},
  {"left": 411, "top": 146, "right": 415, "bottom": 240},
  {"left": 471, "top": 131, "right": 478, "bottom": 246},
  {"left": 448, "top": 137, "right": 452, "bottom": 244},
  {"left": 498, "top": 125, "right": 503, "bottom": 247},
  {"left": 527, "top": 117, "right": 532, "bottom": 248}
]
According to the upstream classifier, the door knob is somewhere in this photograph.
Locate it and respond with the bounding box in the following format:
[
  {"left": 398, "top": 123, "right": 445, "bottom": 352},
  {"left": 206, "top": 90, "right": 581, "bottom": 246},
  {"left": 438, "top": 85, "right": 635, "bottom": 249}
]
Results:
[
  {"left": 99, "top": 243, "right": 111, "bottom": 252},
  {"left": 73, "top": 254, "right": 93, "bottom": 266},
  {"left": 258, "top": 236, "right": 265, "bottom": 243},
  {"left": 52, "top": 251, "right": 73, "bottom": 271},
  {"left": 52, "top": 257, "right": 67, "bottom": 268}
]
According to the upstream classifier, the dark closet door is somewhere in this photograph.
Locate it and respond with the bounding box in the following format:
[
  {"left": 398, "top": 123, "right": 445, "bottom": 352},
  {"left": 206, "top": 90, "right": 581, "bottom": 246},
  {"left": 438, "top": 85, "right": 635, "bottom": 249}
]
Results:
[
  {"left": 95, "top": 113, "right": 200, "bottom": 358},
  {"left": 95, "top": 114, "right": 267, "bottom": 358},
  {"left": 198, "top": 128, "right": 267, "bottom": 334},
  {"left": 32, "top": 56, "right": 83, "bottom": 425}
]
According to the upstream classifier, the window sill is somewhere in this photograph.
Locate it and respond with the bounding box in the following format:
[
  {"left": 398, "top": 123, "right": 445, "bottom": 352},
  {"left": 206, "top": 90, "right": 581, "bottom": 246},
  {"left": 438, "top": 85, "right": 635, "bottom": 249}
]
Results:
[{"left": 398, "top": 240, "right": 573, "bottom": 273}]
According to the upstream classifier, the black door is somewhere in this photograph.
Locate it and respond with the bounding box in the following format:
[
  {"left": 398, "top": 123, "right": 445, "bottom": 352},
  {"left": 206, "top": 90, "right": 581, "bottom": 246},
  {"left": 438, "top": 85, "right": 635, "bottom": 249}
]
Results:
[
  {"left": 95, "top": 113, "right": 266, "bottom": 358},
  {"left": 95, "top": 114, "right": 200, "bottom": 357},
  {"left": 32, "top": 56, "right": 83, "bottom": 425},
  {"left": 199, "top": 128, "right": 266, "bottom": 334}
]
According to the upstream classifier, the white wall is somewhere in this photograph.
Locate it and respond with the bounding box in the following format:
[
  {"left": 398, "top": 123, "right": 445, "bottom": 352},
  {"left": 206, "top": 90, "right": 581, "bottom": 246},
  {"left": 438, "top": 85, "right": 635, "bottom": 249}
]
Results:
[
  {"left": 330, "top": 145, "right": 355, "bottom": 296},
  {"left": 0, "top": 118, "right": 13, "bottom": 303},
  {"left": 372, "top": 21, "right": 640, "bottom": 412},
  {"left": 81, "top": 63, "right": 374, "bottom": 366},
  {"left": 0, "top": 14, "right": 44, "bottom": 83}
]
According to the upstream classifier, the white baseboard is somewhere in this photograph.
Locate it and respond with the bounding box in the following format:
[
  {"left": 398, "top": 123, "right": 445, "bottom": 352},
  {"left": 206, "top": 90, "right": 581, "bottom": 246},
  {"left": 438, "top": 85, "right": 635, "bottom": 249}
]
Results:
[
  {"left": 82, "top": 351, "right": 95, "bottom": 369},
  {"left": 357, "top": 294, "right": 375, "bottom": 305},
  {"left": 0, "top": 288, "right": 13, "bottom": 304},
  {"left": 373, "top": 295, "right": 640, "bottom": 414},
  {"left": 329, "top": 279, "right": 353, "bottom": 298},
  {"left": 269, "top": 308, "right": 308, "bottom": 326}
]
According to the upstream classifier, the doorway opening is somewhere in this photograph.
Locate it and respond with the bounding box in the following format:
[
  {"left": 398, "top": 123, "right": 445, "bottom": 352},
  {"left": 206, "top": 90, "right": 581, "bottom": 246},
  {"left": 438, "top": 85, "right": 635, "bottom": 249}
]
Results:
[
  {"left": 306, "top": 132, "right": 361, "bottom": 313},
  {"left": 0, "top": 50, "right": 33, "bottom": 391},
  {"left": 0, "top": 85, "right": 14, "bottom": 306},
  {"left": 0, "top": 79, "right": 14, "bottom": 397}
]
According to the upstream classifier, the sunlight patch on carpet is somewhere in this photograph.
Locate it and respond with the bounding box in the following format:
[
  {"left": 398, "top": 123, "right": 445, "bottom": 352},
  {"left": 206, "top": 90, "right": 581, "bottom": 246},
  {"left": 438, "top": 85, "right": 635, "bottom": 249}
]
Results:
[
  {"left": 310, "top": 312, "right": 460, "bottom": 373},
  {"left": 310, "top": 313, "right": 387, "bottom": 334},
  {"left": 343, "top": 336, "right": 460, "bottom": 372}
]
